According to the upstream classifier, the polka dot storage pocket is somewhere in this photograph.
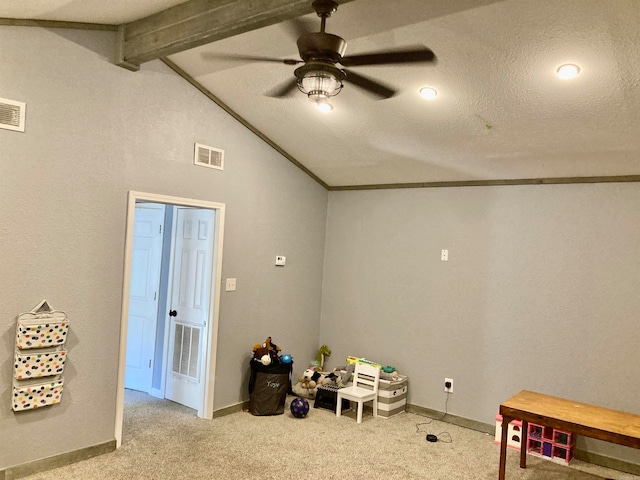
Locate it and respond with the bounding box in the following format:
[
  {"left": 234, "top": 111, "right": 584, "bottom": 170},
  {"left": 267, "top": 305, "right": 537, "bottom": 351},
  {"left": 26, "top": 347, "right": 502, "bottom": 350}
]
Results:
[
  {"left": 16, "top": 312, "right": 69, "bottom": 350},
  {"left": 14, "top": 351, "right": 67, "bottom": 379},
  {"left": 12, "top": 379, "right": 64, "bottom": 411}
]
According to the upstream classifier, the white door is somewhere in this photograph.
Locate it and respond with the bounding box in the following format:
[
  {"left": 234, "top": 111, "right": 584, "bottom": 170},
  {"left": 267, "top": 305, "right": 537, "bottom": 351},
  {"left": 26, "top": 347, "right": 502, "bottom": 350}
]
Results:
[
  {"left": 125, "top": 204, "right": 165, "bottom": 393},
  {"left": 165, "top": 207, "right": 215, "bottom": 411}
]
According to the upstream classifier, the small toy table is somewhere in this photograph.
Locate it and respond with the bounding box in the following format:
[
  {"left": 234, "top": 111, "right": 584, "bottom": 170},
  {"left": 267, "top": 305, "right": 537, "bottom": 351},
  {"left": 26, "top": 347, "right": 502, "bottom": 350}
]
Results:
[{"left": 314, "top": 385, "right": 350, "bottom": 412}]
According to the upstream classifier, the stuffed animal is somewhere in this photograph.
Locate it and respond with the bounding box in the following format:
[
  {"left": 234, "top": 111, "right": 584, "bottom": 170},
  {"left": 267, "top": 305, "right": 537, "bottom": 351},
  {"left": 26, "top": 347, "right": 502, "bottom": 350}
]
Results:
[
  {"left": 301, "top": 369, "right": 318, "bottom": 389},
  {"left": 252, "top": 345, "right": 272, "bottom": 366},
  {"left": 252, "top": 336, "right": 281, "bottom": 366},
  {"left": 310, "top": 344, "right": 331, "bottom": 371},
  {"left": 265, "top": 336, "right": 281, "bottom": 354},
  {"left": 304, "top": 368, "right": 340, "bottom": 387},
  {"left": 292, "top": 369, "right": 318, "bottom": 398},
  {"left": 333, "top": 364, "right": 354, "bottom": 386},
  {"left": 291, "top": 367, "right": 342, "bottom": 398}
]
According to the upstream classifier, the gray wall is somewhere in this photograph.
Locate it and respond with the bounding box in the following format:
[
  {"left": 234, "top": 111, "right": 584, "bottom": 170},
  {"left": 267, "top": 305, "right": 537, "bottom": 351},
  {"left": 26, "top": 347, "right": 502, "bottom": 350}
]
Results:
[
  {"left": 0, "top": 26, "right": 327, "bottom": 470},
  {"left": 320, "top": 184, "right": 640, "bottom": 464}
]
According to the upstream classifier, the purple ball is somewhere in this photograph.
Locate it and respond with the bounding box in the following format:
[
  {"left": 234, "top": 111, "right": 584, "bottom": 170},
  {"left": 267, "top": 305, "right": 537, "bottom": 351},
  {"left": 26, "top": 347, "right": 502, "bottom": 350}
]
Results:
[{"left": 290, "top": 397, "right": 309, "bottom": 418}]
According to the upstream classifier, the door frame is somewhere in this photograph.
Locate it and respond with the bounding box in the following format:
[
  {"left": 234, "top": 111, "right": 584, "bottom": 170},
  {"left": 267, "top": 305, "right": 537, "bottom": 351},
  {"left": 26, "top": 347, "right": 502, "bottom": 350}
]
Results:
[{"left": 115, "top": 191, "right": 225, "bottom": 448}]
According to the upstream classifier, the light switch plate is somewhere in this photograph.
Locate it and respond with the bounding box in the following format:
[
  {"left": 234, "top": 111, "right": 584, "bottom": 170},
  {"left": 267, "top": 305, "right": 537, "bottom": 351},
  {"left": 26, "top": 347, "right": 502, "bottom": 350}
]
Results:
[
  {"left": 225, "top": 278, "right": 236, "bottom": 291},
  {"left": 275, "top": 256, "right": 286, "bottom": 266}
]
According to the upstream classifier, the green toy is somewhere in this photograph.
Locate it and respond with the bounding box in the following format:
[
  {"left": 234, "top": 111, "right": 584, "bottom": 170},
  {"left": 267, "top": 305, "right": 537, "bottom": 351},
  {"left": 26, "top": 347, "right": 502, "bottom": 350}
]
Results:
[{"left": 310, "top": 344, "right": 331, "bottom": 372}]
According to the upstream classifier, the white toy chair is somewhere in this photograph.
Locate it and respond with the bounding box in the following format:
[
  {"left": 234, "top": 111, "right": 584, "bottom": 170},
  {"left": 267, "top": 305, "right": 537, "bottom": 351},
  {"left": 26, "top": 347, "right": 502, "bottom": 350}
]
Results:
[{"left": 336, "top": 363, "right": 380, "bottom": 423}]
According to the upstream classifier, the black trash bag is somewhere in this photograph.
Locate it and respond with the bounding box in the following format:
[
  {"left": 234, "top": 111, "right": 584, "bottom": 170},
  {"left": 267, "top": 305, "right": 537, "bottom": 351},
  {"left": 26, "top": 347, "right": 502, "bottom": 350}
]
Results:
[{"left": 248, "top": 361, "right": 293, "bottom": 416}]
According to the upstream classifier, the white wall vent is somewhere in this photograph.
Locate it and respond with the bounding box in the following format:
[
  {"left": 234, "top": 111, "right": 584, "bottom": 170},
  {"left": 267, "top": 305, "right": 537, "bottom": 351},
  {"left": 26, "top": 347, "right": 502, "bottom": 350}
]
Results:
[
  {"left": 172, "top": 322, "right": 201, "bottom": 381},
  {"left": 0, "top": 97, "right": 26, "bottom": 132},
  {"left": 194, "top": 143, "right": 224, "bottom": 171}
]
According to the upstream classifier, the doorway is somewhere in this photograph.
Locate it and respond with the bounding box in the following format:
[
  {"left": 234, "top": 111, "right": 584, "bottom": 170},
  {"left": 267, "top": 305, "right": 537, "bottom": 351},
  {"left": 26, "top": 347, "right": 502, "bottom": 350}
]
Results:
[{"left": 116, "top": 191, "right": 225, "bottom": 448}]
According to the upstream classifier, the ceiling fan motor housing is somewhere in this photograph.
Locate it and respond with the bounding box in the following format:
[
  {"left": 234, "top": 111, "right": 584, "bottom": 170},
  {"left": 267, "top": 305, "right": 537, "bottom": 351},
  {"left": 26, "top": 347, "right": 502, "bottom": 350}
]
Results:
[{"left": 297, "top": 32, "right": 346, "bottom": 63}]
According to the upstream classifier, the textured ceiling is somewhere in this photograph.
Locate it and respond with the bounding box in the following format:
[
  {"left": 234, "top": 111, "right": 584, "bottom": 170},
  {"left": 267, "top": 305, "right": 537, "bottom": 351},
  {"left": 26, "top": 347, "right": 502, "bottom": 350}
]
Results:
[{"left": 3, "top": 0, "right": 640, "bottom": 187}]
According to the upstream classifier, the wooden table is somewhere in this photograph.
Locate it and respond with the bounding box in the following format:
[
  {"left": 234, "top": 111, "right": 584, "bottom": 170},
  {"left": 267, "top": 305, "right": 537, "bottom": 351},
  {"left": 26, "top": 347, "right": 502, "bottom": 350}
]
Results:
[{"left": 498, "top": 390, "right": 640, "bottom": 479}]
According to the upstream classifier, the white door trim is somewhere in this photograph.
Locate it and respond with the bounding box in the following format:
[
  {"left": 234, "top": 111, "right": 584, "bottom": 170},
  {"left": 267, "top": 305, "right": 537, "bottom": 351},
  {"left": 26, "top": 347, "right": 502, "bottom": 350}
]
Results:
[{"left": 115, "top": 191, "right": 225, "bottom": 448}]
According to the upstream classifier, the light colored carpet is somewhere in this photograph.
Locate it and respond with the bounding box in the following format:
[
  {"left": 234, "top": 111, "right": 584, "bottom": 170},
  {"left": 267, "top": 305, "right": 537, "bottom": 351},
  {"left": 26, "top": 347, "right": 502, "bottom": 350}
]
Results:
[{"left": 20, "top": 390, "right": 640, "bottom": 480}]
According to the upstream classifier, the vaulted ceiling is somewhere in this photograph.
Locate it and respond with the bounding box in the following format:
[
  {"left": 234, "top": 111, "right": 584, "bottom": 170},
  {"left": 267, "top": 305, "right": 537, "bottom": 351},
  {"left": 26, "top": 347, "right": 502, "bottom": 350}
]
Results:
[{"left": 3, "top": 0, "right": 640, "bottom": 189}]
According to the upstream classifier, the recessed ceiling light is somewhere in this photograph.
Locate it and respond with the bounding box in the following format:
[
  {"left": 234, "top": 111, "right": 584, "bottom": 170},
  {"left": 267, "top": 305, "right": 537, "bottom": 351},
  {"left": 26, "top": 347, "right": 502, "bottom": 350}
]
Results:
[
  {"left": 419, "top": 87, "right": 438, "bottom": 99},
  {"left": 557, "top": 64, "right": 580, "bottom": 79}
]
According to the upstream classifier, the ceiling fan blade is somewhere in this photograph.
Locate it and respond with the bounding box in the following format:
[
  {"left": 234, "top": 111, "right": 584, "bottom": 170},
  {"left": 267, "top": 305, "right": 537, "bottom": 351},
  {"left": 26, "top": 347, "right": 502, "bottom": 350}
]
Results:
[
  {"left": 343, "top": 69, "right": 396, "bottom": 99},
  {"left": 201, "top": 52, "right": 301, "bottom": 65},
  {"left": 266, "top": 77, "right": 299, "bottom": 98},
  {"left": 340, "top": 47, "right": 436, "bottom": 67}
]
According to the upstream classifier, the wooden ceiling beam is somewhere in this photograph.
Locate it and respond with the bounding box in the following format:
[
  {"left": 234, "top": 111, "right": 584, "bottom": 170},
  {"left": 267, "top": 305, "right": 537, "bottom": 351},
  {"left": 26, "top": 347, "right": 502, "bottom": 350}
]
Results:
[{"left": 116, "top": 0, "right": 356, "bottom": 71}]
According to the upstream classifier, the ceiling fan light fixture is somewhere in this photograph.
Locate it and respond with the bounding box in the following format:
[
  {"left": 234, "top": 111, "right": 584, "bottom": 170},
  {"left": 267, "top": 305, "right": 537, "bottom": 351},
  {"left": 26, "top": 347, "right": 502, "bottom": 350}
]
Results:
[
  {"left": 419, "top": 87, "right": 438, "bottom": 99},
  {"left": 557, "top": 64, "right": 580, "bottom": 79},
  {"left": 299, "top": 71, "right": 342, "bottom": 98},
  {"left": 295, "top": 63, "right": 345, "bottom": 102}
]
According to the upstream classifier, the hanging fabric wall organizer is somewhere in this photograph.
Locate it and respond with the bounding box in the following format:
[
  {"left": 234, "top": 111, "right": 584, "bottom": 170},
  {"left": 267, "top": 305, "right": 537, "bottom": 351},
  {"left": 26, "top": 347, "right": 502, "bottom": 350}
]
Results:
[{"left": 12, "top": 300, "right": 69, "bottom": 411}]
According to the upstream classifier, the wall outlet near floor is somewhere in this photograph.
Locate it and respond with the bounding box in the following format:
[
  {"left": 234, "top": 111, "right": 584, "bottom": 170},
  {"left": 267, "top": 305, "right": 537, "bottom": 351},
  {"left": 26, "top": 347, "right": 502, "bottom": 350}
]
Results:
[{"left": 444, "top": 378, "right": 453, "bottom": 393}]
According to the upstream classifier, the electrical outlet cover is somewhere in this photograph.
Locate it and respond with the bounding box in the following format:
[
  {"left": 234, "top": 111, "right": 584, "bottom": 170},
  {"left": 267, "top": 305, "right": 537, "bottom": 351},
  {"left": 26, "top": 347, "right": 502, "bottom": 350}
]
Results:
[{"left": 444, "top": 377, "right": 453, "bottom": 393}]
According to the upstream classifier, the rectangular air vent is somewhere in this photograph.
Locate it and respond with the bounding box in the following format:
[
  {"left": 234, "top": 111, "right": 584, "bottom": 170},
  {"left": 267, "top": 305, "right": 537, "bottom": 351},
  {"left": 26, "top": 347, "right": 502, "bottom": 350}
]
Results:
[
  {"left": 172, "top": 322, "right": 201, "bottom": 381},
  {"left": 0, "top": 97, "right": 26, "bottom": 132},
  {"left": 194, "top": 142, "right": 224, "bottom": 171}
]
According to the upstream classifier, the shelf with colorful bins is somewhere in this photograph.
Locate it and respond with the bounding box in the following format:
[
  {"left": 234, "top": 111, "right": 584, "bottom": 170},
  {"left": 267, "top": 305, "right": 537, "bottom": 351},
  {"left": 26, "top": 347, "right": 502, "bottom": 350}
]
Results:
[
  {"left": 526, "top": 423, "right": 576, "bottom": 464},
  {"left": 12, "top": 300, "right": 69, "bottom": 412}
]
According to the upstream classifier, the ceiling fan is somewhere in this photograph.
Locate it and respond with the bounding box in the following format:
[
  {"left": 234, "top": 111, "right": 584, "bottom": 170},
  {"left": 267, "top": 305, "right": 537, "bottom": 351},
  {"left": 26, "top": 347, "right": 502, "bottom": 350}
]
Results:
[{"left": 203, "top": 0, "right": 437, "bottom": 111}]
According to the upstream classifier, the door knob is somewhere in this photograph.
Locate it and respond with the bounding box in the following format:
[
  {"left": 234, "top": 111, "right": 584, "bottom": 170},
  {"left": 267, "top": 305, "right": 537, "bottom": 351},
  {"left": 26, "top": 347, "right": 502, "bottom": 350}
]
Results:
[{"left": 169, "top": 310, "right": 177, "bottom": 317}]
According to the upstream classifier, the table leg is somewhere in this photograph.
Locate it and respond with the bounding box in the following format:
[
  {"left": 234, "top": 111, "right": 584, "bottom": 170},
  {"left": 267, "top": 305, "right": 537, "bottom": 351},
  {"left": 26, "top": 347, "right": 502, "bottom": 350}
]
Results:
[
  {"left": 498, "top": 415, "right": 511, "bottom": 480},
  {"left": 520, "top": 420, "right": 528, "bottom": 469}
]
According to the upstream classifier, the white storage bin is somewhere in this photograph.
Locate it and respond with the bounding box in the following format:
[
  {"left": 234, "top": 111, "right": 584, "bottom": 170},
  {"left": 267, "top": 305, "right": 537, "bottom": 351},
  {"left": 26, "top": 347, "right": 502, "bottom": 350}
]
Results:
[{"left": 377, "top": 375, "right": 408, "bottom": 418}]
